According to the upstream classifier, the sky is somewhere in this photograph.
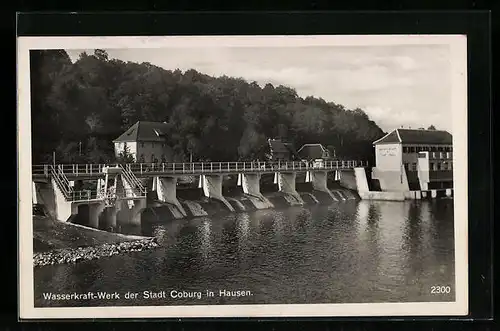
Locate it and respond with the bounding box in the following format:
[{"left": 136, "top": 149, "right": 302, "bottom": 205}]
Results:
[{"left": 66, "top": 44, "right": 453, "bottom": 133}]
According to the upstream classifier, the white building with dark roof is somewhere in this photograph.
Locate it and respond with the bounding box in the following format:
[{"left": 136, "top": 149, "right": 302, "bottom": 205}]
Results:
[
  {"left": 113, "top": 121, "right": 173, "bottom": 163},
  {"left": 372, "top": 128, "right": 453, "bottom": 192}
]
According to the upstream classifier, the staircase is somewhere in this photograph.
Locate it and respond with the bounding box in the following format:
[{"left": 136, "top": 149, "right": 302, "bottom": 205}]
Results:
[
  {"left": 49, "top": 165, "right": 96, "bottom": 202},
  {"left": 119, "top": 164, "right": 147, "bottom": 197},
  {"left": 50, "top": 165, "right": 73, "bottom": 200}
]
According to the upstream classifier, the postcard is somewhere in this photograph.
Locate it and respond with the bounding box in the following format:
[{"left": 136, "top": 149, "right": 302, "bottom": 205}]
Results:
[{"left": 18, "top": 35, "right": 468, "bottom": 319}]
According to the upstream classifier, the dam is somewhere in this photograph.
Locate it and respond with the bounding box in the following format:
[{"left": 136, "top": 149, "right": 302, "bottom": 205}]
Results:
[{"left": 31, "top": 161, "right": 367, "bottom": 231}]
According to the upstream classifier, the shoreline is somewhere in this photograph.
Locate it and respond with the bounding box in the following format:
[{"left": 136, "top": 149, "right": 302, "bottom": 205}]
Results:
[
  {"left": 33, "top": 237, "right": 160, "bottom": 268},
  {"left": 33, "top": 216, "right": 161, "bottom": 268}
]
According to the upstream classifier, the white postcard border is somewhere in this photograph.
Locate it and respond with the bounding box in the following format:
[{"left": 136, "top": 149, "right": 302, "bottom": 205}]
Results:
[{"left": 17, "top": 35, "right": 469, "bottom": 319}]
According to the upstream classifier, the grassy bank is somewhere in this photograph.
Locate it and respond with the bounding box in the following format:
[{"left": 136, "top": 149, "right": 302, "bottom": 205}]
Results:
[
  {"left": 33, "top": 215, "right": 149, "bottom": 253},
  {"left": 33, "top": 216, "right": 160, "bottom": 267}
]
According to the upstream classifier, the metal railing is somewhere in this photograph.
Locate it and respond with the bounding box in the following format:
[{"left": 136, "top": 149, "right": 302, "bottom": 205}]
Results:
[
  {"left": 70, "top": 190, "right": 98, "bottom": 201},
  {"left": 49, "top": 165, "right": 72, "bottom": 200},
  {"left": 124, "top": 160, "right": 367, "bottom": 174},
  {"left": 34, "top": 160, "right": 368, "bottom": 177},
  {"left": 118, "top": 164, "right": 147, "bottom": 196},
  {"left": 33, "top": 164, "right": 106, "bottom": 176},
  {"left": 48, "top": 166, "right": 93, "bottom": 202}
]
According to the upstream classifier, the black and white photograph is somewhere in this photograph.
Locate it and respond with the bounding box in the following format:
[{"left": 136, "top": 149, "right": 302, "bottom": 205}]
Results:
[{"left": 18, "top": 35, "right": 468, "bottom": 319}]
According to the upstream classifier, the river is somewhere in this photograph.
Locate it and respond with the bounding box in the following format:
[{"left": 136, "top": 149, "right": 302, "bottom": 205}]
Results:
[{"left": 34, "top": 198, "right": 455, "bottom": 307}]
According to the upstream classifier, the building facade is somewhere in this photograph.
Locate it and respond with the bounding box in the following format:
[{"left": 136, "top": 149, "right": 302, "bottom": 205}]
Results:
[
  {"left": 372, "top": 128, "right": 453, "bottom": 191},
  {"left": 267, "top": 139, "right": 299, "bottom": 161},
  {"left": 113, "top": 121, "right": 173, "bottom": 163}
]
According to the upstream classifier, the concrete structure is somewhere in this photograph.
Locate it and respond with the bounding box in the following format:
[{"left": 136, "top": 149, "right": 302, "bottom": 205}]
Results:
[
  {"left": 200, "top": 174, "right": 235, "bottom": 212},
  {"left": 353, "top": 168, "right": 370, "bottom": 193},
  {"left": 277, "top": 172, "right": 304, "bottom": 205},
  {"left": 33, "top": 164, "right": 147, "bottom": 229},
  {"left": 310, "top": 170, "right": 337, "bottom": 201},
  {"left": 155, "top": 176, "right": 188, "bottom": 217},
  {"left": 372, "top": 128, "right": 453, "bottom": 192},
  {"left": 33, "top": 160, "right": 367, "bottom": 223},
  {"left": 113, "top": 121, "right": 174, "bottom": 163},
  {"left": 239, "top": 173, "right": 274, "bottom": 209}
]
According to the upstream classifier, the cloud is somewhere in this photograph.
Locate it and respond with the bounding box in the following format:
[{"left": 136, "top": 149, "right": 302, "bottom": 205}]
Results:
[{"left": 64, "top": 45, "right": 453, "bottom": 132}]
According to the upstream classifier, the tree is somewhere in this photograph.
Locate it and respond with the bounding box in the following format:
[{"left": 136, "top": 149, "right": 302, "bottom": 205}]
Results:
[
  {"left": 427, "top": 125, "right": 436, "bottom": 130},
  {"left": 116, "top": 145, "right": 135, "bottom": 164},
  {"left": 31, "top": 49, "right": 385, "bottom": 164}
]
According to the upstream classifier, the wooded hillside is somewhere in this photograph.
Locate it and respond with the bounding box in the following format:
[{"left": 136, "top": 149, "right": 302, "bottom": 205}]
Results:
[{"left": 30, "top": 49, "right": 385, "bottom": 164}]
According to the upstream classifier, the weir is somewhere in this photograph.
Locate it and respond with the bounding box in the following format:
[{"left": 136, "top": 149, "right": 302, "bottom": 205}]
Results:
[
  {"left": 240, "top": 173, "right": 274, "bottom": 209},
  {"left": 277, "top": 172, "right": 304, "bottom": 205},
  {"left": 33, "top": 165, "right": 147, "bottom": 229},
  {"left": 200, "top": 175, "right": 235, "bottom": 212},
  {"left": 33, "top": 160, "right": 370, "bottom": 225},
  {"left": 182, "top": 200, "right": 208, "bottom": 217},
  {"left": 310, "top": 170, "right": 337, "bottom": 202},
  {"left": 116, "top": 198, "right": 147, "bottom": 226}
]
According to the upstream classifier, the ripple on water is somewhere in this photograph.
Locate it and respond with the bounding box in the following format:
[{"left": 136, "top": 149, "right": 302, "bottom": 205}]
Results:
[{"left": 34, "top": 199, "right": 456, "bottom": 307}]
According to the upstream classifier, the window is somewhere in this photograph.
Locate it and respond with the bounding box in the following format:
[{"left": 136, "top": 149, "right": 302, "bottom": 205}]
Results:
[
  {"left": 141, "top": 142, "right": 144, "bottom": 148},
  {"left": 403, "top": 163, "right": 409, "bottom": 171},
  {"left": 139, "top": 154, "right": 145, "bottom": 163},
  {"left": 403, "top": 147, "right": 409, "bottom": 153},
  {"left": 151, "top": 154, "right": 155, "bottom": 163},
  {"left": 410, "top": 146, "right": 415, "bottom": 153},
  {"left": 436, "top": 162, "right": 441, "bottom": 170},
  {"left": 442, "top": 162, "right": 447, "bottom": 170},
  {"left": 411, "top": 163, "right": 417, "bottom": 171},
  {"left": 430, "top": 146, "right": 437, "bottom": 152}
]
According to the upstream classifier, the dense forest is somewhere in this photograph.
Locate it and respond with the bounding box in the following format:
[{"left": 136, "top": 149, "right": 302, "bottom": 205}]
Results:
[{"left": 30, "top": 49, "right": 385, "bottom": 165}]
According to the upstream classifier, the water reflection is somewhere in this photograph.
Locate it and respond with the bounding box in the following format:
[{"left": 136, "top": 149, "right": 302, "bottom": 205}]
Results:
[
  {"left": 199, "top": 219, "right": 212, "bottom": 261},
  {"left": 34, "top": 199, "right": 455, "bottom": 306}
]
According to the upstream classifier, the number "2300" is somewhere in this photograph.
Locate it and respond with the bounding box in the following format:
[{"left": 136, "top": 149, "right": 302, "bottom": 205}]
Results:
[{"left": 430, "top": 286, "right": 451, "bottom": 294}]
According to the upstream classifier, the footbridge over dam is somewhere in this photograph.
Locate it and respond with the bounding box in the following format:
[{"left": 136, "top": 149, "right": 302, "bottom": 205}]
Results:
[{"left": 32, "top": 160, "right": 368, "bottom": 227}]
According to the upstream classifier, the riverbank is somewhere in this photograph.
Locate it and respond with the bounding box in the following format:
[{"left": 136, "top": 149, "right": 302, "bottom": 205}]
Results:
[{"left": 33, "top": 216, "right": 160, "bottom": 267}]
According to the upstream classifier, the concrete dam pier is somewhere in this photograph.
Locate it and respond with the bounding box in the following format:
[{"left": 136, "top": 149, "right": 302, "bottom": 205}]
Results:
[{"left": 32, "top": 161, "right": 366, "bottom": 230}]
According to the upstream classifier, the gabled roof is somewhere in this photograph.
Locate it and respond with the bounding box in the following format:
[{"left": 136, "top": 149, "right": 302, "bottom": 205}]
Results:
[
  {"left": 268, "top": 139, "right": 297, "bottom": 154},
  {"left": 267, "top": 139, "right": 301, "bottom": 160},
  {"left": 297, "top": 143, "right": 330, "bottom": 160},
  {"left": 373, "top": 128, "right": 452, "bottom": 145},
  {"left": 113, "top": 121, "right": 170, "bottom": 143}
]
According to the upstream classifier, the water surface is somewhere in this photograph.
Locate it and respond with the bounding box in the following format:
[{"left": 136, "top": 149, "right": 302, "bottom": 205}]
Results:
[{"left": 34, "top": 199, "right": 455, "bottom": 307}]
